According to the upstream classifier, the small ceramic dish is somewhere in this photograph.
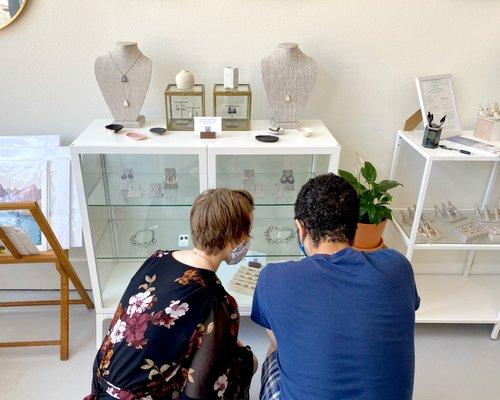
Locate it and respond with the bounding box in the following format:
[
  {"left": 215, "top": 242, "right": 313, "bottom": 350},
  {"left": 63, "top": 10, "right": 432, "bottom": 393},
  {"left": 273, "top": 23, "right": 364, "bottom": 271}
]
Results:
[
  {"left": 297, "top": 127, "right": 313, "bottom": 137},
  {"left": 105, "top": 124, "right": 124, "bottom": 134},
  {"left": 269, "top": 126, "right": 285, "bottom": 134},
  {"left": 255, "top": 135, "right": 279, "bottom": 143},
  {"left": 126, "top": 131, "right": 148, "bottom": 141},
  {"left": 150, "top": 127, "right": 167, "bottom": 135}
]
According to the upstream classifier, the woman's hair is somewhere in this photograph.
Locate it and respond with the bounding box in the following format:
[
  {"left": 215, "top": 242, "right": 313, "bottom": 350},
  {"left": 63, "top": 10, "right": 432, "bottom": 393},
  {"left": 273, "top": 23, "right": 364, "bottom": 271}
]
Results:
[
  {"left": 190, "top": 189, "right": 254, "bottom": 255},
  {"left": 294, "top": 173, "right": 360, "bottom": 246}
]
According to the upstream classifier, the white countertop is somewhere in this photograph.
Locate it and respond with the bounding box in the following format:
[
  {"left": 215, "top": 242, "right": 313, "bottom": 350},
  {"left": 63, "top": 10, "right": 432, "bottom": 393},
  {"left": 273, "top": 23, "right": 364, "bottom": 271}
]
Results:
[{"left": 70, "top": 119, "right": 340, "bottom": 154}]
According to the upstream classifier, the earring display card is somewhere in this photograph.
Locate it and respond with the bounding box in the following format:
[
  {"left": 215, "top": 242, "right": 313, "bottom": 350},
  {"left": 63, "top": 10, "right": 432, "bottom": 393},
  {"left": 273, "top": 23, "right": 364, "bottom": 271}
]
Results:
[
  {"left": 229, "top": 261, "right": 263, "bottom": 295},
  {"left": 120, "top": 168, "right": 133, "bottom": 191},
  {"left": 127, "top": 183, "right": 142, "bottom": 198},
  {"left": 281, "top": 169, "right": 295, "bottom": 191},
  {"left": 454, "top": 222, "right": 488, "bottom": 243},
  {"left": 149, "top": 183, "right": 163, "bottom": 198},
  {"left": 243, "top": 169, "right": 256, "bottom": 192},
  {"left": 164, "top": 168, "right": 178, "bottom": 189},
  {"left": 434, "top": 201, "right": 466, "bottom": 223},
  {"left": 178, "top": 234, "right": 189, "bottom": 247}
]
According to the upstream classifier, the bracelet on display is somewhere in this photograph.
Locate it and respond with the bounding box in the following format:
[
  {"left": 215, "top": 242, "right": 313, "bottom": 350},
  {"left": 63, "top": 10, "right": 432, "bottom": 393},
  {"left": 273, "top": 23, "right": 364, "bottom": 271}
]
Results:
[
  {"left": 130, "top": 226, "right": 158, "bottom": 248},
  {"left": 264, "top": 226, "right": 295, "bottom": 245}
]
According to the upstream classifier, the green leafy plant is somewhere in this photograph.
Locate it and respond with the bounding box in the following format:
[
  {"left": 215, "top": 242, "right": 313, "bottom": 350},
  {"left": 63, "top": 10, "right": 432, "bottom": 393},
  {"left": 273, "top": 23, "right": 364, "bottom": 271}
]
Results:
[{"left": 338, "top": 161, "right": 402, "bottom": 225}]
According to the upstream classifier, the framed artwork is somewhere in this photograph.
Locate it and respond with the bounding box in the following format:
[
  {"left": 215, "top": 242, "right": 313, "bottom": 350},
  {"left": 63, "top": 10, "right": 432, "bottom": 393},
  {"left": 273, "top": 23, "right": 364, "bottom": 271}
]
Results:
[
  {"left": 0, "top": 160, "right": 49, "bottom": 250},
  {"left": 415, "top": 74, "right": 461, "bottom": 137},
  {"left": 0, "top": 135, "right": 60, "bottom": 147},
  {"left": 0, "top": 146, "right": 81, "bottom": 248}
]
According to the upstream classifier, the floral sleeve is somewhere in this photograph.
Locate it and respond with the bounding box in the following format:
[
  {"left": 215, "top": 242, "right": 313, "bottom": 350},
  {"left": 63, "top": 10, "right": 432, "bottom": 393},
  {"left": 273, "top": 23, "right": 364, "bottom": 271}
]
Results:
[{"left": 182, "top": 296, "right": 253, "bottom": 400}]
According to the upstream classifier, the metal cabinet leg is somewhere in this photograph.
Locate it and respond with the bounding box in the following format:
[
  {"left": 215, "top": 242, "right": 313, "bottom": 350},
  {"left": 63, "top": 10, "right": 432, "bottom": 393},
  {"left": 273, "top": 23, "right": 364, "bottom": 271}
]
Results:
[
  {"left": 406, "top": 159, "right": 433, "bottom": 261},
  {"left": 491, "top": 313, "right": 500, "bottom": 340},
  {"left": 96, "top": 314, "right": 105, "bottom": 350}
]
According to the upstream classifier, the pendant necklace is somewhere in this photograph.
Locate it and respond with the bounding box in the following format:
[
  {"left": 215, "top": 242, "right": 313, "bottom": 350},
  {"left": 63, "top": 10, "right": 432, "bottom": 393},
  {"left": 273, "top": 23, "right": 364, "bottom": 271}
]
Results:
[
  {"left": 109, "top": 52, "right": 142, "bottom": 82},
  {"left": 109, "top": 55, "right": 142, "bottom": 107},
  {"left": 284, "top": 72, "right": 297, "bottom": 102},
  {"left": 284, "top": 56, "right": 305, "bottom": 102},
  {"left": 192, "top": 249, "right": 216, "bottom": 272}
]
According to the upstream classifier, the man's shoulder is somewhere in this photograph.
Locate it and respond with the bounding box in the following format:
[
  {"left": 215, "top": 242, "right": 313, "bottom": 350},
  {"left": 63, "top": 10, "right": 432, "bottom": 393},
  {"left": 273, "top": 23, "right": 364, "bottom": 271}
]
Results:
[{"left": 260, "top": 258, "right": 305, "bottom": 278}]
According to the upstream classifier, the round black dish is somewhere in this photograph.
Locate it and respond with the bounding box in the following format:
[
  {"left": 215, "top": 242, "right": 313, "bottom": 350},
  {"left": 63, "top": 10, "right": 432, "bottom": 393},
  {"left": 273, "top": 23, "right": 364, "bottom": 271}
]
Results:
[
  {"left": 105, "top": 124, "right": 124, "bottom": 133},
  {"left": 150, "top": 127, "right": 167, "bottom": 135},
  {"left": 255, "top": 135, "right": 279, "bottom": 143}
]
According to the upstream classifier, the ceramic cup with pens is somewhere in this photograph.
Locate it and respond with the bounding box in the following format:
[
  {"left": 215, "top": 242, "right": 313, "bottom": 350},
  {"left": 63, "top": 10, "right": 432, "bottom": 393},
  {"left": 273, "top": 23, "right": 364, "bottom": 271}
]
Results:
[
  {"left": 422, "top": 126, "right": 442, "bottom": 149},
  {"left": 422, "top": 112, "right": 446, "bottom": 149}
]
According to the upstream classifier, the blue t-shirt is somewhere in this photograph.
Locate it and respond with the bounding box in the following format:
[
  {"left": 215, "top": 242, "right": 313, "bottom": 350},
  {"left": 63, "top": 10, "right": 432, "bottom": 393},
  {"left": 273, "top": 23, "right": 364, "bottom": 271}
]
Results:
[{"left": 251, "top": 248, "right": 419, "bottom": 400}]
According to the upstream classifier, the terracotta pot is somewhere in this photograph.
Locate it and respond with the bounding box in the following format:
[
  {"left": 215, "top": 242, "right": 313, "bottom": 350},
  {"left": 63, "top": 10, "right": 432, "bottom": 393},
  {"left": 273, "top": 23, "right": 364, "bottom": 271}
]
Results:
[{"left": 353, "top": 220, "right": 387, "bottom": 250}]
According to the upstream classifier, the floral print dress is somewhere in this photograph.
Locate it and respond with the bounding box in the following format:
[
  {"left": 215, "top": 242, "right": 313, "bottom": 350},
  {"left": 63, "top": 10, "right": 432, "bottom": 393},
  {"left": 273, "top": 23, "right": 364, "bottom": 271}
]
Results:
[{"left": 85, "top": 251, "right": 254, "bottom": 400}]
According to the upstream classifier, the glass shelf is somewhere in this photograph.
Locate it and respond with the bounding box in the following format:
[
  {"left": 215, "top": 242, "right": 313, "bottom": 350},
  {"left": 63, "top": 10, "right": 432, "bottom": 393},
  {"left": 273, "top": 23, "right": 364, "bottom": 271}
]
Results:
[
  {"left": 93, "top": 214, "right": 300, "bottom": 260},
  {"left": 393, "top": 209, "right": 500, "bottom": 246}
]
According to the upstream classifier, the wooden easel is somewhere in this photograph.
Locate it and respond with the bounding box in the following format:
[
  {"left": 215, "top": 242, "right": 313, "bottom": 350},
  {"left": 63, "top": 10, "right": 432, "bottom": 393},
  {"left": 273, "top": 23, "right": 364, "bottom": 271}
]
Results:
[{"left": 0, "top": 201, "right": 94, "bottom": 360}]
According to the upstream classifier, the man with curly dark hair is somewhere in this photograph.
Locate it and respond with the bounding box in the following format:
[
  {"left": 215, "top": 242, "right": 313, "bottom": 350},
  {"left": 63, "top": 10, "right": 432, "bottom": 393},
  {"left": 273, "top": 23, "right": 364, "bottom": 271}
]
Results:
[{"left": 251, "top": 173, "right": 419, "bottom": 400}]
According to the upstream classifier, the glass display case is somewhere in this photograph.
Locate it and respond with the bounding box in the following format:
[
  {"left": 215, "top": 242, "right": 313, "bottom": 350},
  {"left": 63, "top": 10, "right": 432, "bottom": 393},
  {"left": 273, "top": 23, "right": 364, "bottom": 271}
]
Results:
[
  {"left": 213, "top": 84, "right": 251, "bottom": 131},
  {"left": 165, "top": 84, "right": 206, "bottom": 131},
  {"left": 71, "top": 119, "right": 340, "bottom": 346}
]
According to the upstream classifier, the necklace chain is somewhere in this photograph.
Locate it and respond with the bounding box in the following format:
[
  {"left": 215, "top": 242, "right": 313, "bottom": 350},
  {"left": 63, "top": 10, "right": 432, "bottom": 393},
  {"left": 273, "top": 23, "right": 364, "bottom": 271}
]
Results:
[
  {"left": 192, "top": 249, "right": 216, "bottom": 271},
  {"left": 109, "top": 52, "right": 142, "bottom": 82},
  {"left": 108, "top": 53, "right": 142, "bottom": 107}
]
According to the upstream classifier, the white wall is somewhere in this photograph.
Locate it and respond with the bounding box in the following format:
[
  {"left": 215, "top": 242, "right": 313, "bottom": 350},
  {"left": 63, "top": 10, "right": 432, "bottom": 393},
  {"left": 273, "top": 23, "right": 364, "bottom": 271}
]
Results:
[{"left": 1, "top": 0, "right": 499, "bottom": 288}]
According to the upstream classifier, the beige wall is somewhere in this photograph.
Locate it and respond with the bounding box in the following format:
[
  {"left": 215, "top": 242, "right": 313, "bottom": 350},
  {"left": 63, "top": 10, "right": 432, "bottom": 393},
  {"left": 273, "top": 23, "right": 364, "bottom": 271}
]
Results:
[{"left": 1, "top": 0, "right": 499, "bottom": 288}]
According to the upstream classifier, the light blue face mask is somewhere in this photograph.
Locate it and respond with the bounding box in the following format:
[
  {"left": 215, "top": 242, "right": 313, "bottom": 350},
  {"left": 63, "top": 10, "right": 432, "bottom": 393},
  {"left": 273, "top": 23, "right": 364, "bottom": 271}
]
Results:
[{"left": 297, "top": 232, "right": 307, "bottom": 256}]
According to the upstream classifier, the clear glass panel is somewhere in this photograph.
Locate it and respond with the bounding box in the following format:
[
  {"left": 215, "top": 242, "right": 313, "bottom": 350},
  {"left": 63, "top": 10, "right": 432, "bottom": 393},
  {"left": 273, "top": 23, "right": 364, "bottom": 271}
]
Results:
[
  {"left": 82, "top": 154, "right": 200, "bottom": 207},
  {"left": 216, "top": 154, "right": 330, "bottom": 206},
  {"left": 80, "top": 153, "right": 200, "bottom": 304}
]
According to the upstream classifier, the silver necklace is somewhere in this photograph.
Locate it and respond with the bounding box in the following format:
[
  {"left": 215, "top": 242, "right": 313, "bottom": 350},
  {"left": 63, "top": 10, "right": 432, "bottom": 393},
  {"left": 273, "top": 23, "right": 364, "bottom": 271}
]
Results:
[
  {"left": 192, "top": 249, "right": 216, "bottom": 271},
  {"left": 284, "top": 57, "right": 305, "bottom": 102},
  {"left": 109, "top": 55, "right": 141, "bottom": 107},
  {"left": 130, "top": 227, "right": 157, "bottom": 248},
  {"left": 109, "top": 52, "right": 142, "bottom": 82}
]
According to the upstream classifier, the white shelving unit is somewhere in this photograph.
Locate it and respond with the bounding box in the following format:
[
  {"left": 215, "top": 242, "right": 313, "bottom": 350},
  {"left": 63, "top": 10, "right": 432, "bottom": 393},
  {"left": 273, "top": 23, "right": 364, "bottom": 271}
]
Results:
[
  {"left": 389, "top": 130, "right": 500, "bottom": 339},
  {"left": 70, "top": 119, "right": 340, "bottom": 347}
]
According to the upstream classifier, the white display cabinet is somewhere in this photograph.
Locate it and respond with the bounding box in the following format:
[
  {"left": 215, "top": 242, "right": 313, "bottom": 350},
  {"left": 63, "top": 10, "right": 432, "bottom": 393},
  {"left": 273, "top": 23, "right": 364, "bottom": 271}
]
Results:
[
  {"left": 71, "top": 119, "right": 340, "bottom": 347},
  {"left": 389, "top": 130, "right": 500, "bottom": 339}
]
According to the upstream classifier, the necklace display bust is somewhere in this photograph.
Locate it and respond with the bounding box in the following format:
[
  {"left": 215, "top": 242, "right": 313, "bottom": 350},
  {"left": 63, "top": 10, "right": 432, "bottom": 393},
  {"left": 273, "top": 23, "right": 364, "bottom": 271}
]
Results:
[
  {"left": 261, "top": 43, "right": 317, "bottom": 128},
  {"left": 95, "top": 41, "right": 152, "bottom": 128}
]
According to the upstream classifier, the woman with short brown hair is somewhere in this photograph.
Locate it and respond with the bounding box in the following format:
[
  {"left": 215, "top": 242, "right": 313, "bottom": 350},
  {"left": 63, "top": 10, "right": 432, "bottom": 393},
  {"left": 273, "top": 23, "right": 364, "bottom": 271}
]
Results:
[{"left": 85, "top": 189, "right": 256, "bottom": 400}]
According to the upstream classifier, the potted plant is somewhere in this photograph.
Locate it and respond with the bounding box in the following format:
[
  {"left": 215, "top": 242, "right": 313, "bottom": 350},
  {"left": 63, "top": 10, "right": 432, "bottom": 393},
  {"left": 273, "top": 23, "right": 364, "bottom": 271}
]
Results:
[{"left": 339, "top": 161, "right": 401, "bottom": 250}]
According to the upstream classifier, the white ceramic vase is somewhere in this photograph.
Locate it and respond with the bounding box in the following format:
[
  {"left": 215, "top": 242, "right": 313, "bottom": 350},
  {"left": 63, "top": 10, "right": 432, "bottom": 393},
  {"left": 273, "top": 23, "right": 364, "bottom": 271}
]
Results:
[{"left": 175, "top": 69, "right": 195, "bottom": 90}]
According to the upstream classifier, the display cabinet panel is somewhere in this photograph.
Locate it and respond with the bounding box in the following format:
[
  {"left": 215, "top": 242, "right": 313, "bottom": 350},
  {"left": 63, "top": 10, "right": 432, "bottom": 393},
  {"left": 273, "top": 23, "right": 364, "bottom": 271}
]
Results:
[
  {"left": 215, "top": 154, "right": 331, "bottom": 205},
  {"left": 81, "top": 153, "right": 201, "bottom": 207}
]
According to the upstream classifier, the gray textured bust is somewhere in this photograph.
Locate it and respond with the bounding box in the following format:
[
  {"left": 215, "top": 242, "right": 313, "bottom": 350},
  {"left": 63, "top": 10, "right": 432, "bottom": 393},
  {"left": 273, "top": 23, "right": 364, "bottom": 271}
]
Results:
[
  {"left": 95, "top": 41, "right": 152, "bottom": 128},
  {"left": 262, "top": 43, "right": 317, "bottom": 128}
]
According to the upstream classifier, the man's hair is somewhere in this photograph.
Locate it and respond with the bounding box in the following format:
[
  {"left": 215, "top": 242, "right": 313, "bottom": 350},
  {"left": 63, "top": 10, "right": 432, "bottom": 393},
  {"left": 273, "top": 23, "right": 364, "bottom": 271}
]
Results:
[
  {"left": 191, "top": 188, "right": 254, "bottom": 255},
  {"left": 294, "top": 173, "right": 360, "bottom": 246}
]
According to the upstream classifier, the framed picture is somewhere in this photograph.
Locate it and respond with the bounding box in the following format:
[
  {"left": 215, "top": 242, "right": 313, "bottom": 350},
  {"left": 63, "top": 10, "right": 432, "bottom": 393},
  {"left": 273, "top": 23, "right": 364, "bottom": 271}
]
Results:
[
  {"left": 0, "top": 160, "right": 49, "bottom": 250},
  {"left": 0, "top": 135, "right": 60, "bottom": 147},
  {"left": 415, "top": 74, "right": 461, "bottom": 136}
]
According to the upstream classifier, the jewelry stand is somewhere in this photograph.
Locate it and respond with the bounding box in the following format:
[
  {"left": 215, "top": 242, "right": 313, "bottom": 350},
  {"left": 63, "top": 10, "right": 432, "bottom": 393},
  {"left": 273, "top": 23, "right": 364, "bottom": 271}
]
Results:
[{"left": 0, "top": 201, "right": 94, "bottom": 360}]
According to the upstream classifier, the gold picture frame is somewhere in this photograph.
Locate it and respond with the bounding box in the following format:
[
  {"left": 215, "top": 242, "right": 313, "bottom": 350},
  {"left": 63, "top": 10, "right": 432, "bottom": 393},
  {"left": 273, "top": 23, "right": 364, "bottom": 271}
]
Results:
[{"left": 0, "top": 0, "right": 28, "bottom": 30}]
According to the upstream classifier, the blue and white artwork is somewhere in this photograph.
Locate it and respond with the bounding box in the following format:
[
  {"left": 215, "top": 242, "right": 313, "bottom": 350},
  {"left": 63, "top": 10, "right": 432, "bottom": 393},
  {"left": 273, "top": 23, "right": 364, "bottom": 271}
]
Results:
[{"left": 0, "top": 160, "right": 48, "bottom": 249}]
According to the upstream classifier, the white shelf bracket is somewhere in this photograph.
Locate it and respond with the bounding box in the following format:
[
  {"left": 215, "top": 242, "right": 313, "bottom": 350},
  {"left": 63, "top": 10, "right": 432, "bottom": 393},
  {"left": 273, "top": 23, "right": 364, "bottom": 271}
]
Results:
[{"left": 491, "top": 312, "right": 500, "bottom": 340}]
